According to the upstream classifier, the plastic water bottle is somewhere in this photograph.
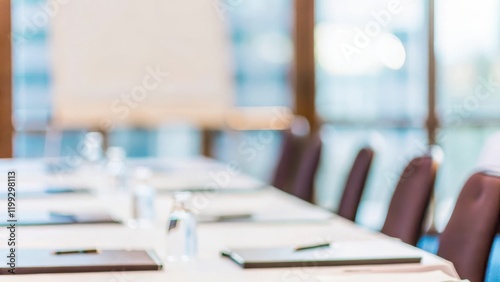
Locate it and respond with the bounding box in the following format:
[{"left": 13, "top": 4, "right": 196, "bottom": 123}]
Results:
[
  {"left": 166, "top": 192, "right": 197, "bottom": 262},
  {"left": 129, "top": 167, "right": 156, "bottom": 228}
]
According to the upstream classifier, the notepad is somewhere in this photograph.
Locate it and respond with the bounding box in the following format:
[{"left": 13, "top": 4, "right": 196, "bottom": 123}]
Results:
[
  {"left": 222, "top": 241, "right": 422, "bottom": 269},
  {"left": 0, "top": 249, "right": 162, "bottom": 274},
  {"left": 153, "top": 174, "right": 268, "bottom": 193},
  {"left": 0, "top": 211, "right": 119, "bottom": 226}
]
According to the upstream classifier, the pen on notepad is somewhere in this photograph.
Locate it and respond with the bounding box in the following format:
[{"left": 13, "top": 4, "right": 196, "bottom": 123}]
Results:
[
  {"left": 294, "top": 243, "right": 331, "bottom": 252},
  {"left": 52, "top": 249, "right": 100, "bottom": 255}
]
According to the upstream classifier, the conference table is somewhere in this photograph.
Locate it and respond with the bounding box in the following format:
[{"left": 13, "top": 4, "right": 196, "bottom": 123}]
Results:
[{"left": 0, "top": 157, "right": 461, "bottom": 281}]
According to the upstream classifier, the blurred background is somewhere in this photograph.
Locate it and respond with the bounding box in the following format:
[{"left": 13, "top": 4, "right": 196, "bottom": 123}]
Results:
[{"left": 5, "top": 0, "right": 500, "bottom": 233}]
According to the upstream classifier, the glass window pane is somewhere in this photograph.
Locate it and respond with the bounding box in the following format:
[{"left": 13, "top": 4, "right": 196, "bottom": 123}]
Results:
[
  {"left": 316, "top": 0, "right": 427, "bottom": 123},
  {"left": 12, "top": 0, "right": 52, "bottom": 131},
  {"left": 227, "top": 0, "right": 293, "bottom": 107},
  {"left": 436, "top": 0, "right": 500, "bottom": 122}
]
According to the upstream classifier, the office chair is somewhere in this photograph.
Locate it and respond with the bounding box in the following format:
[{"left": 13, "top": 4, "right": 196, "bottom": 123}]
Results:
[
  {"left": 381, "top": 153, "right": 440, "bottom": 246},
  {"left": 337, "top": 147, "right": 375, "bottom": 222},
  {"left": 291, "top": 132, "right": 323, "bottom": 203},
  {"left": 272, "top": 117, "right": 310, "bottom": 194},
  {"left": 272, "top": 131, "right": 308, "bottom": 194},
  {"left": 437, "top": 171, "right": 500, "bottom": 282}
]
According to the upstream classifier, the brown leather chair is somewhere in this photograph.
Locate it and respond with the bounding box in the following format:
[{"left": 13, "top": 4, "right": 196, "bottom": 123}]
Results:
[
  {"left": 437, "top": 171, "right": 500, "bottom": 282},
  {"left": 291, "top": 132, "right": 323, "bottom": 203},
  {"left": 271, "top": 128, "right": 309, "bottom": 194},
  {"left": 337, "top": 147, "right": 375, "bottom": 222},
  {"left": 381, "top": 155, "right": 439, "bottom": 246}
]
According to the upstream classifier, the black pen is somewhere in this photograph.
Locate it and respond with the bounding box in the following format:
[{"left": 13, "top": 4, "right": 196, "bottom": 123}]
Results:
[
  {"left": 294, "top": 243, "right": 331, "bottom": 252},
  {"left": 49, "top": 212, "right": 74, "bottom": 218},
  {"left": 217, "top": 214, "right": 253, "bottom": 221},
  {"left": 53, "top": 249, "right": 100, "bottom": 255}
]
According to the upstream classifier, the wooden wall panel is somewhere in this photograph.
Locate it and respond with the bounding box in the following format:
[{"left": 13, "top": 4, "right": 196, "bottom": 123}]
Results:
[{"left": 0, "top": 0, "right": 13, "bottom": 158}]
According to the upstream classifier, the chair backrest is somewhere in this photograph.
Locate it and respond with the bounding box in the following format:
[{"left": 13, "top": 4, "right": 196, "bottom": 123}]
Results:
[
  {"left": 437, "top": 172, "right": 500, "bottom": 282},
  {"left": 271, "top": 129, "right": 309, "bottom": 194},
  {"left": 381, "top": 155, "right": 439, "bottom": 246},
  {"left": 337, "top": 147, "right": 375, "bottom": 221},
  {"left": 291, "top": 132, "right": 323, "bottom": 203}
]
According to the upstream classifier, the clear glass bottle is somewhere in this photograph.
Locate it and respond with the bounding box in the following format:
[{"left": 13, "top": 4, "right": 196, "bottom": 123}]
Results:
[
  {"left": 80, "top": 132, "right": 106, "bottom": 190},
  {"left": 166, "top": 192, "right": 197, "bottom": 262},
  {"left": 82, "top": 132, "right": 104, "bottom": 164},
  {"left": 128, "top": 167, "right": 156, "bottom": 228},
  {"left": 105, "top": 147, "right": 128, "bottom": 191}
]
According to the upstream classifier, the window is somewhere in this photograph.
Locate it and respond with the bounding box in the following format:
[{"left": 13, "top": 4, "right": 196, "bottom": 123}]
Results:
[{"left": 12, "top": 0, "right": 52, "bottom": 157}]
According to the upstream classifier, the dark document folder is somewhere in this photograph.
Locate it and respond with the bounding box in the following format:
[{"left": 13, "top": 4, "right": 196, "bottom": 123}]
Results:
[
  {"left": 0, "top": 249, "right": 163, "bottom": 274},
  {"left": 222, "top": 241, "right": 422, "bottom": 269}
]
